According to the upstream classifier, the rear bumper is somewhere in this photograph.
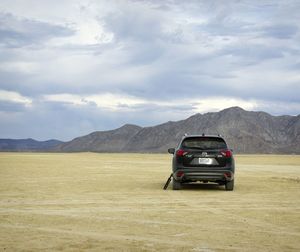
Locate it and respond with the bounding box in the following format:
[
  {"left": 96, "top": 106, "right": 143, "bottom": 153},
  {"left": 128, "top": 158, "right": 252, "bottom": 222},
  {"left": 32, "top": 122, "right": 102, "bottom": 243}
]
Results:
[{"left": 174, "top": 168, "right": 234, "bottom": 182}]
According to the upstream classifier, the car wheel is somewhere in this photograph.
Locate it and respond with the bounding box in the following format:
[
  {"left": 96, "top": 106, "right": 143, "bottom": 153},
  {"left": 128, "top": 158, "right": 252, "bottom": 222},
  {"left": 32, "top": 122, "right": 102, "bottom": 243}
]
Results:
[
  {"left": 225, "top": 179, "right": 234, "bottom": 191},
  {"left": 172, "top": 179, "right": 182, "bottom": 190}
]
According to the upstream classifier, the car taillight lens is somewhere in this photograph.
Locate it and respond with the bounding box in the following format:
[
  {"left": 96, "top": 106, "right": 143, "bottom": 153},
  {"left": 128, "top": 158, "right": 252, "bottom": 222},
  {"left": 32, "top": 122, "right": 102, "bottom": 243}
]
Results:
[
  {"left": 176, "top": 171, "right": 184, "bottom": 177},
  {"left": 224, "top": 172, "right": 232, "bottom": 178},
  {"left": 176, "top": 149, "right": 187, "bottom": 157},
  {"left": 220, "top": 150, "right": 232, "bottom": 157}
]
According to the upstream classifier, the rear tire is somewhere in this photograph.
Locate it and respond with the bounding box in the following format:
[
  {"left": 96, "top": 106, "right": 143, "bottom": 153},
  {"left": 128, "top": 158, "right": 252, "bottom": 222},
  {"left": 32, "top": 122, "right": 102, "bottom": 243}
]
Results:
[
  {"left": 225, "top": 179, "right": 234, "bottom": 191},
  {"left": 172, "top": 179, "right": 182, "bottom": 190}
]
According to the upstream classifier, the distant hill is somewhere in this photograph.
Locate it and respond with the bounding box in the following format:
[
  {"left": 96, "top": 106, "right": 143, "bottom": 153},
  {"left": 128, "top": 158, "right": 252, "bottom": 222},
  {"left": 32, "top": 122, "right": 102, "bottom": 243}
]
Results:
[
  {"left": 55, "top": 124, "right": 142, "bottom": 152},
  {"left": 55, "top": 107, "right": 300, "bottom": 154},
  {"left": 0, "top": 138, "right": 63, "bottom": 151}
]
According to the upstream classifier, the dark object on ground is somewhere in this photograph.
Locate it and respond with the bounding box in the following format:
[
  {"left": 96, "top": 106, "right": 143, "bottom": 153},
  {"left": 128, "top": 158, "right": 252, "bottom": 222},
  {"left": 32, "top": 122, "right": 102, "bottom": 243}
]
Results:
[
  {"left": 163, "top": 173, "right": 173, "bottom": 190},
  {"left": 168, "top": 134, "right": 235, "bottom": 191}
]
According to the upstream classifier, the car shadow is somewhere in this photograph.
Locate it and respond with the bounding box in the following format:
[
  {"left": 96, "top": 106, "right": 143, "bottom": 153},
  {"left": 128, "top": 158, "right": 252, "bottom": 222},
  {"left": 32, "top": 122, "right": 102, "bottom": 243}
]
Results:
[{"left": 180, "top": 183, "right": 225, "bottom": 191}]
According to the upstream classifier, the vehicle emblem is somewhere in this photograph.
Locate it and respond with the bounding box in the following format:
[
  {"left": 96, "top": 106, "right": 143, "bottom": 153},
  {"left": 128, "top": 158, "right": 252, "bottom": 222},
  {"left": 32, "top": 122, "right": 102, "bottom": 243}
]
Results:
[{"left": 201, "top": 152, "right": 208, "bottom": 157}]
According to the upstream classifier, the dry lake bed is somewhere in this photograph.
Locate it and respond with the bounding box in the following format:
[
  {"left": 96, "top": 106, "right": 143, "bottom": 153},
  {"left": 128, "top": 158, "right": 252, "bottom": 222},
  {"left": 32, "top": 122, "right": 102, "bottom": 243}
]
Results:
[{"left": 0, "top": 153, "right": 300, "bottom": 251}]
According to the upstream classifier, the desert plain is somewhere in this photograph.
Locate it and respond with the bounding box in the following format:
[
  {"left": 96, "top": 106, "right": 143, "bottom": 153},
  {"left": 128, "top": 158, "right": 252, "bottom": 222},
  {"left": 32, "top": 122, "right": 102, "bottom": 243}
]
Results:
[{"left": 0, "top": 153, "right": 300, "bottom": 251}]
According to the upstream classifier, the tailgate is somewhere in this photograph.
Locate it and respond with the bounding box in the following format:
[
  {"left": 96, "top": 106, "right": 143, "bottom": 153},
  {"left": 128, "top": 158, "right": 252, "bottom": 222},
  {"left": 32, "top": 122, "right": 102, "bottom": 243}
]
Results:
[{"left": 182, "top": 150, "right": 227, "bottom": 167}]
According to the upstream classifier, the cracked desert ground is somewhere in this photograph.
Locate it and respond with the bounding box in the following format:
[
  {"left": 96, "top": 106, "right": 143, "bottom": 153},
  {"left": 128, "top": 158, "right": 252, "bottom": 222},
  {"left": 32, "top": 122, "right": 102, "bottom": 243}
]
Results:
[{"left": 0, "top": 153, "right": 300, "bottom": 251}]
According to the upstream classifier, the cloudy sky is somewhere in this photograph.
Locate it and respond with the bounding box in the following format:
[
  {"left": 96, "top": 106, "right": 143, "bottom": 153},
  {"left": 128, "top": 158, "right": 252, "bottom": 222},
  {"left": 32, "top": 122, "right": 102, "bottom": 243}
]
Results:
[{"left": 0, "top": 0, "right": 300, "bottom": 140}]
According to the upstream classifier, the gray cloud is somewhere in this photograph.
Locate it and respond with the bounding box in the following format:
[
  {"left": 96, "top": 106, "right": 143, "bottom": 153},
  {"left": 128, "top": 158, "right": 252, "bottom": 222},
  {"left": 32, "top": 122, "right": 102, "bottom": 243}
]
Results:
[
  {"left": 0, "top": 0, "right": 300, "bottom": 139},
  {"left": 102, "top": 6, "right": 163, "bottom": 42},
  {"left": 219, "top": 44, "right": 286, "bottom": 65},
  {"left": 0, "top": 12, "right": 74, "bottom": 48},
  {"left": 262, "top": 24, "right": 298, "bottom": 39}
]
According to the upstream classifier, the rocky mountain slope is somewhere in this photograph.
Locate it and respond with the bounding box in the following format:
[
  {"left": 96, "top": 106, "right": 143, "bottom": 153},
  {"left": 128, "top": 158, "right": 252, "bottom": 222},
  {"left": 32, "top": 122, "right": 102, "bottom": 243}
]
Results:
[
  {"left": 55, "top": 124, "right": 142, "bottom": 152},
  {"left": 55, "top": 107, "right": 300, "bottom": 154}
]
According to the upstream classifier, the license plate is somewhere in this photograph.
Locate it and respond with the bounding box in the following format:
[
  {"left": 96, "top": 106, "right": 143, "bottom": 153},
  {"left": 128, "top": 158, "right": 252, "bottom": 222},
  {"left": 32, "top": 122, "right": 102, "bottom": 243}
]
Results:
[{"left": 198, "top": 158, "right": 211, "bottom": 164}]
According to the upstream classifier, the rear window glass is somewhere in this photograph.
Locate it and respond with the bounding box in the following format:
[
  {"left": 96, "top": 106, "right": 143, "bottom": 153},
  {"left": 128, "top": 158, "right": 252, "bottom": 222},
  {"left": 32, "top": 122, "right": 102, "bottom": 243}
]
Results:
[{"left": 181, "top": 137, "right": 227, "bottom": 150}]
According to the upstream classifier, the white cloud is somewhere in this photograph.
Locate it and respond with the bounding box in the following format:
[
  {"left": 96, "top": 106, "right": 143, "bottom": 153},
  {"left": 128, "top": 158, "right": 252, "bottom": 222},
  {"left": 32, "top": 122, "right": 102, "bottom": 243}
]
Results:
[
  {"left": 0, "top": 61, "right": 38, "bottom": 74},
  {"left": 0, "top": 90, "right": 32, "bottom": 105},
  {"left": 43, "top": 91, "right": 300, "bottom": 117},
  {"left": 43, "top": 93, "right": 145, "bottom": 110},
  {"left": 192, "top": 97, "right": 257, "bottom": 113},
  {"left": 43, "top": 93, "right": 85, "bottom": 105}
]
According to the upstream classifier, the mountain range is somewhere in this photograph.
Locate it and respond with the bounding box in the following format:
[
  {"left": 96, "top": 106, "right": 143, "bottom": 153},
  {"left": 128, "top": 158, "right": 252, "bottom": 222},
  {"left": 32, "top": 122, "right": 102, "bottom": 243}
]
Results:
[
  {"left": 1, "top": 107, "right": 299, "bottom": 154},
  {"left": 0, "top": 138, "right": 63, "bottom": 151}
]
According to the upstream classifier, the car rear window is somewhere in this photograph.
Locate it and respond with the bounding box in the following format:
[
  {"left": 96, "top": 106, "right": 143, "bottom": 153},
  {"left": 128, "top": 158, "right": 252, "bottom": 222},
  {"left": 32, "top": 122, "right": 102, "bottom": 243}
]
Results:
[{"left": 181, "top": 137, "right": 227, "bottom": 150}]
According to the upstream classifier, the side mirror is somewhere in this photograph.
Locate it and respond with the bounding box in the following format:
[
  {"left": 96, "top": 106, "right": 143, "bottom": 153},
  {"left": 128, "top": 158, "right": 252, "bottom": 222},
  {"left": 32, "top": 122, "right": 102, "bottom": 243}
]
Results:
[
  {"left": 230, "top": 149, "right": 234, "bottom": 152},
  {"left": 168, "top": 148, "right": 175, "bottom": 154}
]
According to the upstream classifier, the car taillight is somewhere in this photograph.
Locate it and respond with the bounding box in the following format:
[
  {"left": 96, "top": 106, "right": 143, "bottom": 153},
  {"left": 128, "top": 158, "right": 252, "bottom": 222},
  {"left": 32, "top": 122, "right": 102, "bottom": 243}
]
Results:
[
  {"left": 220, "top": 150, "right": 232, "bottom": 157},
  {"left": 176, "top": 149, "right": 187, "bottom": 157},
  {"left": 224, "top": 172, "right": 232, "bottom": 178},
  {"left": 176, "top": 171, "right": 184, "bottom": 177}
]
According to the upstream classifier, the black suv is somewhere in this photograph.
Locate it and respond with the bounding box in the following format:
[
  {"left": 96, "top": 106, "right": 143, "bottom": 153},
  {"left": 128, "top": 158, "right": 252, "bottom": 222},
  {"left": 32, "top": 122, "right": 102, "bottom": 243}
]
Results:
[{"left": 168, "top": 135, "right": 235, "bottom": 191}]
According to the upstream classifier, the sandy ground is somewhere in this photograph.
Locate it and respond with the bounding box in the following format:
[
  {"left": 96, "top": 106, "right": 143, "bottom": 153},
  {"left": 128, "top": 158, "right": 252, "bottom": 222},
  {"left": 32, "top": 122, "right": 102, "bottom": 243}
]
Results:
[{"left": 0, "top": 153, "right": 300, "bottom": 251}]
